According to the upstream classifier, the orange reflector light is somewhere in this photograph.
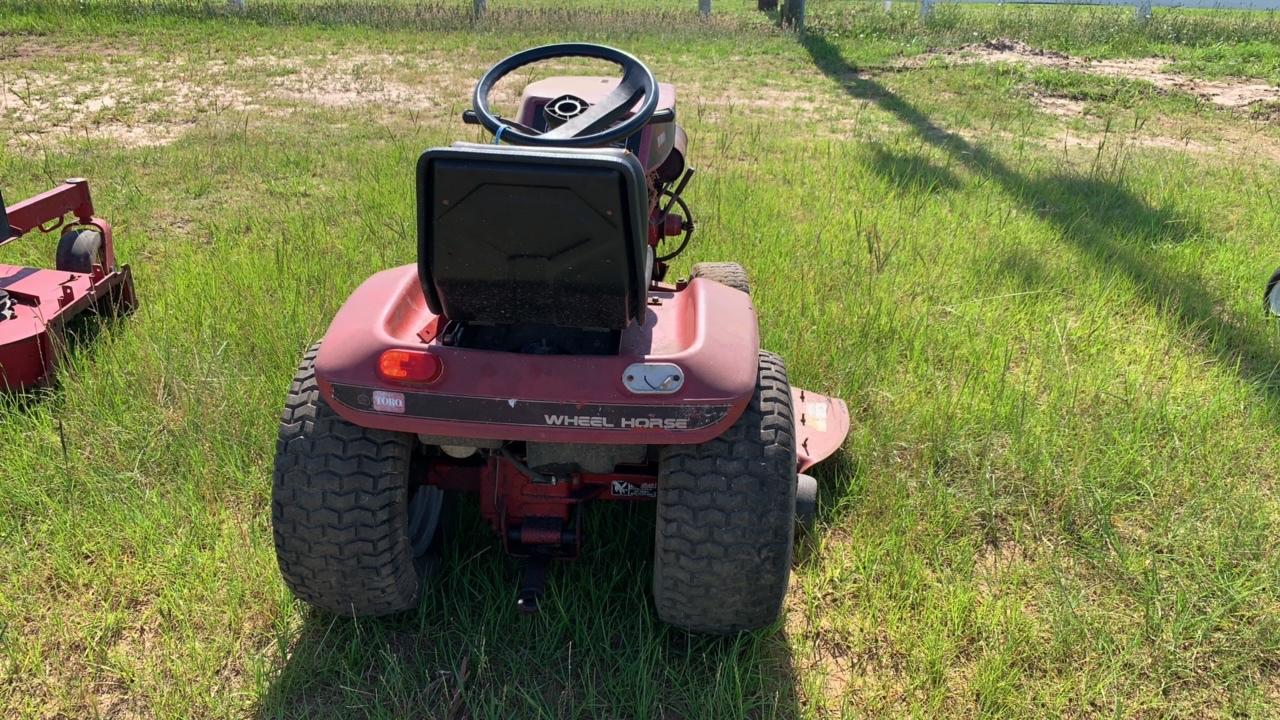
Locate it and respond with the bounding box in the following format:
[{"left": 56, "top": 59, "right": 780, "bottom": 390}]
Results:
[{"left": 378, "top": 349, "right": 443, "bottom": 384}]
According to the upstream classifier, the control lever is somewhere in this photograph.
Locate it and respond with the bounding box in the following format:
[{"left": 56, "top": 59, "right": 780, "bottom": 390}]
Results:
[
  {"left": 661, "top": 167, "right": 695, "bottom": 217},
  {"left": 648, "top": 108, "right": 677, "bottom": 125}
]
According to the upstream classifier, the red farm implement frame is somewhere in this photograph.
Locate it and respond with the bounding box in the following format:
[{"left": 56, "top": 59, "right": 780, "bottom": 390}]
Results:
[{"left": 0, "top": 179, "right": 136, "bottom": 391}]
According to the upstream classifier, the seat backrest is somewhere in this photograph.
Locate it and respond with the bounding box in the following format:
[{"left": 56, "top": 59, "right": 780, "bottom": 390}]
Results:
[{"left": 417, "top": 143, "right": 649, "bottom": 330}]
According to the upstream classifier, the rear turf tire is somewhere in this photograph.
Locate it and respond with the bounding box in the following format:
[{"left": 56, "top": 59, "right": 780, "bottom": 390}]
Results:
[
  {"left": 653, "top": 350, "right": 797, "bottom": 634},
  {"left": 690, "top": 262, "right": 750, "bottom": 295},
  {"left": 272, "top": 343, "right": 441, "bottom": 616}
]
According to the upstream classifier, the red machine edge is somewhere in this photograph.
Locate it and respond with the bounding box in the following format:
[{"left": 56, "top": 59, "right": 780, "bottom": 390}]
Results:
[
  {"left": 315, "top": 267, "right": 760, "bottom": 445},
  {"left": 0, "top": 179, "right": 137, "bottom": 391},
  {"left": 311, "top": 261, "right": 850, "bottom": 562}
]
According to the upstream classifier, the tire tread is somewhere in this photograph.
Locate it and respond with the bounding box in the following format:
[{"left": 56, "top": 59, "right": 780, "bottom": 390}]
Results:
[
  {"left": 653, "top": 350, "right": 796, "bottom": 633},
  {"left": 271, "top": 343, "right": 422, "bottom": 616},
  {"left": 690, "top": 262, "right": 750, "bottom": 294}
]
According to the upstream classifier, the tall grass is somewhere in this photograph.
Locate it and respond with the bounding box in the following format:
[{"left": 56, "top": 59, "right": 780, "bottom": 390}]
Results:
[{"left": 1, "top": 4, "right": 1279, "bottom": 718}]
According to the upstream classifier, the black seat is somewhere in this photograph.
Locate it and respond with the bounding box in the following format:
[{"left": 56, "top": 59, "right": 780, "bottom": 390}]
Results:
[{"left": 417, "top": 143, "right": 649, "bottom": 331}]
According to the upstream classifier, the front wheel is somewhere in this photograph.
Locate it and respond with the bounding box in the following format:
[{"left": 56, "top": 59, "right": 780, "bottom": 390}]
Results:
[
  {"left": 653, "top": 350, "right": 797, "bottom": 633},
  {"left": 272, "top": 343, "right": 445, "bottom": 616},
  {"left": 690, "top": 262, "right": 750, "bottom": 295}
]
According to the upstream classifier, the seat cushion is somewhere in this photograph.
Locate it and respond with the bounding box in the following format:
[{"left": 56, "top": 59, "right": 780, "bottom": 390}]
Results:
[{"left": 416, "top": 143, "right": 649, "bottom": 330}]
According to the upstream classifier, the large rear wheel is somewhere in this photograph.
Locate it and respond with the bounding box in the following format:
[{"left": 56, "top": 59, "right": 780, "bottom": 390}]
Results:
[
  {"left": 272, "top": 343, "right": 445, "bottom": 616},
  {"left": 653, "top": 350, "right": 797, "bottom": 633}
]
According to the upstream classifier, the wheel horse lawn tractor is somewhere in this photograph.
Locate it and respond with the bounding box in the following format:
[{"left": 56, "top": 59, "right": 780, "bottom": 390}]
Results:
[
  {"left": 0, "top": 179, "right": 136, "bottom": 391},
  {"left": 272, "top": 44, "right": 850, "bottom": 633}
]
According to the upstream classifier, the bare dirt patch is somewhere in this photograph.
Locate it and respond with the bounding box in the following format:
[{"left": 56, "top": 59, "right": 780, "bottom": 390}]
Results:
[
  {"left": 1050, "top": 129, "right": 1213, "bottom": 154},
  {"left": 1, "top": 47, "right": 481, "bottom": 149},
  {"left": 785, "top": 579, "right": 915, "bottom": 713},
  {"left": 912, "top": 38, "right": 1280, "bottom": 112},
  {"left": 684, "top": 82, "right": 820, "bottom": 117},
  {"left": 247, "top": 53, "right": 471, "bottom": 110},
  {"left": 973, "top": 540, "right": 1033, "bottom": 597},
  {"left": 1047, "top": 121, "right": 1280, "bottom": 163},
  {"left": 1034, "top": 95, "right": 1086, "bottom": 118},
  {"left": 1, "top": 63, "right": 258, "bottom": 149}
]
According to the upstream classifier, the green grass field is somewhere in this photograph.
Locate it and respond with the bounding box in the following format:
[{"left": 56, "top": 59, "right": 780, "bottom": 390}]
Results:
[{"left": 2, "top": 1, "right": 1280, "bottom": 717}]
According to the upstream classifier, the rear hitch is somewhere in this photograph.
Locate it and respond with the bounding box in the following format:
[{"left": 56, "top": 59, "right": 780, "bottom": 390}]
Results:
[{"left": 516, "top": 555, "right": 550, "bottom": 614}]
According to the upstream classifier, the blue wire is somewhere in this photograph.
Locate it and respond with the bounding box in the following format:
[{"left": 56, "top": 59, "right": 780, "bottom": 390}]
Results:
[{"left": 493, "top": 125, "right": 508, "bottom": 144}]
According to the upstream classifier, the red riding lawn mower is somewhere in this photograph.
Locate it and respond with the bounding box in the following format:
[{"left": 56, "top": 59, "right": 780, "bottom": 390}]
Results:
[
  {"left": 272, "top": 43, "right": 850, "bottom": 633},
  {"left": 0, "top": 179, "right": 136, "bottom": 392}
]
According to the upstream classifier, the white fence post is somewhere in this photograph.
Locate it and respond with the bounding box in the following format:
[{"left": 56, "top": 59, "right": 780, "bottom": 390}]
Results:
[
  {"left": 1134, "top": 0, "right": 1152, "bottom": 21},
  {"left": 920, "top": 0, "right": 934, "bottom": 19},
  {"left": 699, "top": 0, "right": 711, "bottom": 16},
  {"left": 884, "top": 0, "right": 892, "bottom": 11}
]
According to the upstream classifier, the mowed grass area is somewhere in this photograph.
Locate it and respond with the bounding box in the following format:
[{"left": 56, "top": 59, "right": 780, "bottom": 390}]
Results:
[{"left": 3, "top": 2, "right": 1280, "bottom": 718}]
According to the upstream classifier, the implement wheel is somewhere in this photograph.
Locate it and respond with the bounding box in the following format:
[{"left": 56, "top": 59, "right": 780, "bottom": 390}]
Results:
[{"left": 56, "top": 229, "right": 103, "bottom": 274}]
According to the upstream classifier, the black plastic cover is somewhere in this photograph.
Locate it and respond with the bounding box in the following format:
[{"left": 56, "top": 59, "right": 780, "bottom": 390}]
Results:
[{"left": 417, "top": 143, "right": 649, "bottom": 329}]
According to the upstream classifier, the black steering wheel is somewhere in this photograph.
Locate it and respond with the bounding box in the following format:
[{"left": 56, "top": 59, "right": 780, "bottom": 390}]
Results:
[{"left": 472, "top": 43, "right": 659, "bottom": 148}]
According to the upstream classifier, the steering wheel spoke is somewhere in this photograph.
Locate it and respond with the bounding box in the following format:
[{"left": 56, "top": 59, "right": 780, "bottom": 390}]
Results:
[
  {"left": 471, "top": 43, "right": 658, "bottom": 148},
  {"left": 543, "top": 65, "right": 647, "bottom": 140}
]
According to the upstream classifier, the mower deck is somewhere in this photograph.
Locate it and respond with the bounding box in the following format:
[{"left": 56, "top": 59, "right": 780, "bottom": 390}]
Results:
[
  {"left": 0, "top": 263, "right": 134, "bottom": 391},
  {"left": 794, "top": 386, "right": 849, "bottom": 472},
  {"left": 0, "top": 179, "right": 136, "bottom": 391}
]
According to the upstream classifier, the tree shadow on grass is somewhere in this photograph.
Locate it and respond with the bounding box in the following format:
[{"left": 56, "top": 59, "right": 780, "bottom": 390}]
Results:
[
  {"left": 864, "top": 142, "right": 963, "bottom": 195},
  {"left": 803, "top": 34, "right": 1280, "bottom": 401},
  {"left": 256, "top": 500, "right": 802, "bottom": 719}
]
